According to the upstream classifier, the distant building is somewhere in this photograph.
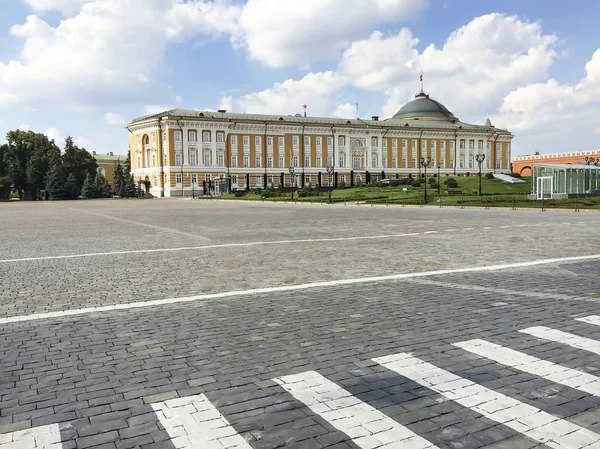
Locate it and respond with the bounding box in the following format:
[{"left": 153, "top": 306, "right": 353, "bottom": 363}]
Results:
[
  {"left": 513, "top": 150, "right": 600, "bottom": 176},
  {"left": 93, "top": 151, "right": 126, "bottom": 189},
  {"left": 127, "top": 90, "right": 513, "bottom": 197}
]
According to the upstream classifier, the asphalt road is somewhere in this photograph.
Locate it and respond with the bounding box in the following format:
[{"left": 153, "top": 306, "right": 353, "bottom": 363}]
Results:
[{"left": 0, "top": 199, "right": 599, "bottom": 449}]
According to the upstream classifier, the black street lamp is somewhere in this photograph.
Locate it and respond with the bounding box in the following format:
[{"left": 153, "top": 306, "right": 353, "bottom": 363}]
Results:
[
  {"left": 420, "top": 156, "right": 431, "bottom": 204},
  {"left": 437, "top": 163, "right": 442, "bottom": 195},
  {"left": 475, "top": 153, "right": 486, "bottom": 196},
  {"left": 289, "top": 160, "right": 296, "bottom": 200},
  {"left": 326, "top": 164, "right": 334, "bottom": 203}
]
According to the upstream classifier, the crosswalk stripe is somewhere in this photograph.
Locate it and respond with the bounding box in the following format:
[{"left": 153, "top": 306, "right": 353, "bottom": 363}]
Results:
[
  {"left": 374, "top": 352, "right": 600, "bottom": 449},
  {"left": 576, "top": 315, "right": 600, "bottom": 326},
  {"left": 520, "top": 326, "right": 600, "bottom": 356},
  {"left": 454, "top": 339, "right": 600, "bottom": 396},
  {"left": 274, "top": 370, "right": 439, "bottom": 449},
  {"left": 0, "top": 424, "right": 62, "bottom": 449},
  {"left": 150, "top": 394, "right": 252, "bottom": 449}
]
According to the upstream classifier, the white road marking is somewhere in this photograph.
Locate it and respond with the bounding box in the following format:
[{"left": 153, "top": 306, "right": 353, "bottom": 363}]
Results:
[
  {"left": 454, "top": 339, "right": 600, "bottom": 396},
  {"left": 577, "top": 315, "right": 600, "bottom": 326},
  {"left": 150, "top": 394, "right": 252, "bottom": 449},
  {"left": 0, "top": 232, "right": 422, "bottom": 264},
  {"left": 520, "top": 326, "right": 600, "bottom": 356},
  {"left": 374, "top": 353, "right": 600, "bottom": 449},
  {"left": 0, "top": 423, "right": 62, "bottom": 449},
  {"left": 1, "top": 254, "right": 600, "bottom": 324},
  {"left": 274, "top": 370, "right": 438, "bottom": 449}
]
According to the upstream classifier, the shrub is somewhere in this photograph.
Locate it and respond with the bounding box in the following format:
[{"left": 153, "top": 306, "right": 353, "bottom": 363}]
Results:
[
  {"left": 510, "top": 172, "right": 522, "bottom": 178},
  {"left": 429, "top": 182, "right": 440, "bottom": 190},
  {"left": 485, "top": 172, "right": 495, "bottom": 180},
  {"left": 411, "top": 180, "right": 422, "bottom": 188},
  {"left": 389, "top": 180, "right": 401, "bottom": 187},
  {"left": 428, "top": 177, "right": 437, "bottom": 185},
  {"left": 234, "top": 191, "right": 246, "bottom": 197},
  {"left": 444, "top": 178, "right": 459, "bottom": 188}
]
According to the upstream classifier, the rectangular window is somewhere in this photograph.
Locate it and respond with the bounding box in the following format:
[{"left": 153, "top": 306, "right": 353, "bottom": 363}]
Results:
[
  {"left": 232, "top": 175, "right": 238, "bottom": 184},
  {"left": 191, "top": 174, "right": 197, "bottom": 184},
  {"left": 293, "top": 135, "right": 299, "bottom": 145},
  {"left": 327, "top": 137, "right": 333, "bottom": 146},
  {"left": 203, "top": 152, "right": 210, "bottom": 166},
  {"left": 431, "top": 141, "right": 436, "bottom": 150},
  {"left": 267, "top": 157, "right": 273, "bottom": 168},
  {"left": 383, "top": 139, "right": 388, "bottom": 149},
  {"left": 371, "top": 154, "right": 377, "bottom": 167},
  {"left": 305, "top": 175, "right": 311, "bottom": 184},
  {"left": 353, "top": 156, "right": 361, "bottom": 169},
  {"left": 243, "top": 156, "right": 249, "bottom": 168},
  {"left": 392, "top": 157, "right": 397, "bottom": 168},
  {"left": 340, "top": 174, "right": 346, "bottom": 184},
  {"left": 267, "top": 136, "right": 272, "bottom": 146},
  {"left": 316, "top": 136, "right": 322, "bottom": 146},
  {"left": 279, "top": 156, "right": 284, "bottom": 168},
  {"left": 441, "top": 141, "right": 446, "bottom": 150},
  {"left": 486, "top": 142, "right": 490, "bottom": 150},
  {"left": 402, "top": 158, "right": 406, "bottom": 168},
  {"left": 450, "top": 141, "right": 455, "bottom": 150},
  {"left": 164, "top": 174, "right": 168, "bottom": 187},
  {"left": 189, "top": 151, "right": 196, "bottom": 166},
  {"left": 402, "top": 139, "right": 407, "bottom": 149},
  {"left": 174, "top": 131, "right": 182, "bottom": 142},
  {"left": 293, "top": 155, "right": 299, "bottom": 167},
  {"left": 217, "top": 153, "right": 224, "bottom": 167},
  {"left": 256, "top": 175, "right": 262, "bottom": 186},
  {"left": 304, "top": 156, "right": 310, "bottom": 167},
  {"left": 304, "top": 136, "right": 310, "bottom": 145},
  {"left": 243, "top": 136, "right": 249, "bottom": 145},
  {"left": 412, "top": 158, "right": 416, "bottom": 168},
  {"left": 231, "top": 156, "right": 237, "bottom": 168},
  {"left": 175, "top": 153, "right": 182, "bottom": 166},
  {"left": 339, "top": 155, "right": 344, "bottom": 167},
  {"left": 189, "top": 131, "right": 197, "bottom": 142},
  {"left": 496, "top": 143, "right": 501, "bottom": 151},
  {"left": 255, "top": 136, "right": 261, "bottom": 146},
  {"left": 392, "top": 139, "right": 397, "bottom": 149},
  {"left": 496, "top": 160, "right": 501, "bottom": 169},
  {"left": 205, "top": 174, "right": 211, "bottom": 181},
  {"left": 267, "top": 175, "right": 274, "bottom": 185},
  {"left": 338, "top": 136, "right": 345, "bottom": 146},
  {"left": 176, "top": 173, "right": 182, "bottom": 184},
  {"left": 412, "top": 140, "right": 417, "bottom": 149},
  {"left": 216, "top": 132, "right": 224, "bottom": 143},
  {"left": 431, "top": 157, "right": 436, "bottom": 167},
  {"left": 255, "top": 156, "right": 261, "bottom": 168},
  {"left": 371, "top": 137, "right": 377, "bottom": 147},
  {"left": 202, "top": 131, "right": 210, "bottom": 142},
  {"left": 152, "top": 153, "right": 156, "bottom": 167},
  {"left": 469, "top": 141, "right": 474, "bottom": 150},
  {"left": 316, "top": 156, "right": 322, "bottom": 167},
  {"left": 460, "top": 140, "right": 465, "bottom": 149},
  {"left": 440, "top": 159, "right": 445, "bottom": 168},
  {"left": 278, "top": 137, "right": 284, "bottom": 147},
  {"left": 450, "top": 158, "right": 454, "bottom": 168},
  {"left": 421, "top": 140, "right": 427, "bottom": 150},
  {"left": 231, "top": 135, "right": 237, "bottom": 145},
  {"left": 477, "top": 141, "right": 483, "bottom": 150},
  {"left": 327, "top": 157, "right": 333, "bottom": 166},
  {"left": 137, "top": 156, "right": 141, "bottom": 167},
  {"left": 163, "top": 152, "right": 167, "bottom": 166},
  {"left": 382, "top": 156, "right": 387, "bottom": 167},
  {"left": 460, "top": 159, "right": 464, "bottom": 168}
]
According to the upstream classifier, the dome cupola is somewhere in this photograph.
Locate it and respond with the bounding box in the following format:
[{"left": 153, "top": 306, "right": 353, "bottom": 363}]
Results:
[{"left": 392, "top": 91, "right": 458, "bottom": 122}]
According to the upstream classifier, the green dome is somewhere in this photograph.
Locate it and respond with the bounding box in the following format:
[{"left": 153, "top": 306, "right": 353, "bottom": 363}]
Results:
[{"left": 392, "top": 92, "right": 457, "bottom": 121}]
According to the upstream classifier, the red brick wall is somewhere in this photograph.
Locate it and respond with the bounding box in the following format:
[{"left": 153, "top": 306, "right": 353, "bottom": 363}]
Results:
[{"left": 513, "top": 150, "right": 600, "bottom": 176}]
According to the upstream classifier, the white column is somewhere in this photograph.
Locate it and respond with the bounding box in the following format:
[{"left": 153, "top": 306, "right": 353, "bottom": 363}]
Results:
[
  {"left": 182, "top": 124, "right": 189, "bottom": 166},
  {"left": 211, "top": 130, "right": 218, "bottom": 168}
]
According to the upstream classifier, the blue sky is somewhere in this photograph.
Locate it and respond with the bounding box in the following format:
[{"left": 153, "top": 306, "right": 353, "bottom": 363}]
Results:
[{"left": 1, "top": 0, "right": 600, "bottom": 156}]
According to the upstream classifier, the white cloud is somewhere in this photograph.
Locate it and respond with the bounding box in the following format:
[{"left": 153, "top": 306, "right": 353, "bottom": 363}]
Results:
[
  {"left": 18, "top": 124, "right": 31, "bottom": 131},
  {"left": 45, "top": 127, "right": 63, "bottom": 144},
  {"left": 1, "top": 0, "right": 242, "bottom": 111},
  {"left": 23, "top": 0, "right": 92, "bottom": 16},
  {"left": 236, "top": 0, "right": 428, "bottom": 68},
  {"left": 332, "top": 103, "right": 357, "bottom": 118},
  {"left": 236, "top": 71, "right": 348, "bottom": 116},
  {"left": 143, "top": 105, "right": 175, "bottom": 115},
  {"left": 104, "top": 112, "right": 124, "bottom": 126},
  {"left": 219, "top": 96, "right": 233, "bottom": 112}
]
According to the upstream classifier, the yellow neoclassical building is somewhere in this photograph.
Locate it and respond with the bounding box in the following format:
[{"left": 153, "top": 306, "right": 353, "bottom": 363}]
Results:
[{"left": 127, "top": 90, "right": 513, "bottom": 197}]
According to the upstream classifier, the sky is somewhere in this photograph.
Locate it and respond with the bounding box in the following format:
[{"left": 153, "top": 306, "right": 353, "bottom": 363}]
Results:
[{"left": 1, "top": 0, "right": 600, "bottom": 157}]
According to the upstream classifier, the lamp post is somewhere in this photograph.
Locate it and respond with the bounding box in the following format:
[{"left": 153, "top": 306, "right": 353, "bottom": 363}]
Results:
[
  {"left": 420, "top": 156, "right": 431, "bottom": 204},
  {"left": 289, "top": 161, "right": 296, "bottom": 200},
  {"left": 326, "top": 164, "right": 334, "bottom": 203},
  {"left": 475, "top": 153, "right": 486, "bottom": 196},
  {"left": 437, "top": 163, "right": 441, "bottom": 195}
]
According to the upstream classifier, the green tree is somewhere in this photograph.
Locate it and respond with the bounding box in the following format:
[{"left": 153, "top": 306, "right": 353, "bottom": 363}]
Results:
[
  {"left": 125, "top": 174, "right": 137, "bottom": 198},
  {"left": 94, "top": 173, "right": 111, "bottom": 198},
  {"left": 125, "top": 151, "right": 131, "bottom": 173},
  {"left": 63, "top": 136, "right": 98, "bottom": 193},
  {"left": 0, "top": 144, "right": 10, "bottom": 199},
  {"left": 64, "top": 173, "right": 79, "bottom": 200},
  {"left": 45, "top": 157, "right": 66, "bottom": 200},
  {"left": 81, "top": 172, "right": 96, "bottom": 199},
  {"left": 0, "top": 176, "right": 11, "bottom": 200},
  {"left": 113, "top": 159, "right": 124, "bottom": 196}
]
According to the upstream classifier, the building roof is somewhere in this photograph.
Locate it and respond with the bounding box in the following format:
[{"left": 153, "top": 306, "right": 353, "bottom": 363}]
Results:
[
  {"left": 92, "top": 151, "right": 126, "bottom": 163},
  {"left": 130, "top": 108, "right": 508, "bottom": 133},
  {"left": 533, "top": 163, "right": 600, "bottom": 169},
  {"left": 391, "top": 92, "right": 457, "bottom": 121}
]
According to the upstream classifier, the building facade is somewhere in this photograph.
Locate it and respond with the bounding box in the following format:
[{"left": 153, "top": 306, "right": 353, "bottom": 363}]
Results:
[
  {"left": 127, "top": 91, "right": 513, "bottom": 197},
  {"left": 93, "top": 151, "right": 126, "bottom": 189},
  {"left": 513, "top": 150, "right": 600, "bottom": 177}
]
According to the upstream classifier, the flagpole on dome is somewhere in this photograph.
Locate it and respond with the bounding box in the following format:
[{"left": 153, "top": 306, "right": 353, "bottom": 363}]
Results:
[{"left": 420, "top": 71, "right": 424, "bottom": 93}]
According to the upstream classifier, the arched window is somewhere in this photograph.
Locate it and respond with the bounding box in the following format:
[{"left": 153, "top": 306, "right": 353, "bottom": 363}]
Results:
[{"left": 98, "top": 167, "right": 106, "bottom": 177}]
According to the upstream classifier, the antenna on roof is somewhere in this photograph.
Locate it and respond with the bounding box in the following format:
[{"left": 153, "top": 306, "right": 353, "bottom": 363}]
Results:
[
  {"left": 356, "top": 103, "right": 359, "bottom": 119},
  {"left": 419, "top": 70, "right": 424, "bottom": 93},
  {"left": 303, "top": 104, "right": 307, "bottom": 117}
]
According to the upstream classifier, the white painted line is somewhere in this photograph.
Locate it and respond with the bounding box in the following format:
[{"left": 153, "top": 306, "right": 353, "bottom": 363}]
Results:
[
  {"left": 520, "top": 326, "right": 600, "bottom": 356},
  {"left": 0, "top": 423, "right": 62, "bottom": 449},
  {"left": 150, "top": 393, "right": 252, "bottom": 449},
  {"left": 576, "top": 315, "right": 600, "bottom": 326},
  {"left": 274, "top": 370, "right": 438, "bottom": 449},
  {"left": 374, "top": 353, "right": 600, "bottom": 449},
  {"left": 2, "top": 253, "right": 600, "bottom": 324},
  {"left": 454, "top": 339, "right": 600, "bottom": 396},
  {"left": 0, "top": 232, "right": 422, "bottom": 264}
]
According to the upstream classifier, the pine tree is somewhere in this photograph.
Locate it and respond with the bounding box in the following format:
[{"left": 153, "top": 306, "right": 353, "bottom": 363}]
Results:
[
  {"left": 113, "top": 160, "right": 124, "bottom": 196},
  {"left": 81, "top": 172, "right": 96, "bottom": 199},
  {"left": 125, "top": 174, "right": 137, "bottom": 198},
  {"left": 94, "top": 173, "right": 111, "bottom": 198},
  {"left": 45, "top": 158, "right": 66, "bottom": 200},
  {"left": 64, "top": 172, "right": 79, "bottom": 200},
  {"left": 118, "top": 178, "right": 127, "bottom": 198}
]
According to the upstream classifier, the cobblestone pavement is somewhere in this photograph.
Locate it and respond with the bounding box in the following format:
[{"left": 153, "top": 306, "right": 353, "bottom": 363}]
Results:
[{"left": 0, "top": 200, "right": 599, "bottom": 448}]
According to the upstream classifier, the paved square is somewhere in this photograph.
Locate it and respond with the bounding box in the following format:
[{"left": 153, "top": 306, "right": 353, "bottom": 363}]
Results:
[{"left": 1, "top": 199, "right": 599, "bottom": 448}]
